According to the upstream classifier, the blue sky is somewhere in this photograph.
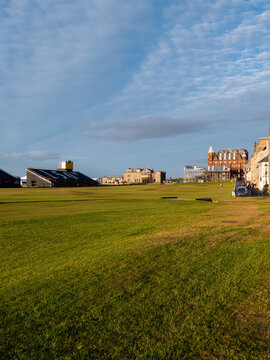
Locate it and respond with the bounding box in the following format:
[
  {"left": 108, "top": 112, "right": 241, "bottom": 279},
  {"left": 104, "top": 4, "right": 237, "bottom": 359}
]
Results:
[{"left": 1, "top": 0, "right": 270, "bottom": 178}]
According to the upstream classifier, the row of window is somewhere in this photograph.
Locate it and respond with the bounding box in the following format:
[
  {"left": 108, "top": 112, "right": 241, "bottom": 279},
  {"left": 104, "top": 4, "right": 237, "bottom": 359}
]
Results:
[
  {"left": 209, "top": 161, "right": 242, "bottom": 166},
  {"left": 218, "top": 153, "right": 238, "bottom": 160},
  {"left": 210, "top": 159, "right": 241, "bottom": 163}
]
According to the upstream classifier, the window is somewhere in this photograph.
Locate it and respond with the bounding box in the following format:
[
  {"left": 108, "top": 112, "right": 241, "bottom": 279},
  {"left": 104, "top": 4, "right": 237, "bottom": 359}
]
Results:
[{"left": 31, "top": 180, "right": 37, "bottom": 187}]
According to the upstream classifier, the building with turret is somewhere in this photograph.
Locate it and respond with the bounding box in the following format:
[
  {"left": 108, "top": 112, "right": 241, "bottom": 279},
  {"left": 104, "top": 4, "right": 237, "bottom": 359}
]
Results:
[{"left": 208, "top": 146, "right": 248, "bottom": 179}]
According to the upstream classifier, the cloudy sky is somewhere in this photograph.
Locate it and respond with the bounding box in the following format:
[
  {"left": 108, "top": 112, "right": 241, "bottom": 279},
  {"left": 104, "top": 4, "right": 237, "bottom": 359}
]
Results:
[{"left": 1, "top": 0, "right": 270, "bottom": 178}]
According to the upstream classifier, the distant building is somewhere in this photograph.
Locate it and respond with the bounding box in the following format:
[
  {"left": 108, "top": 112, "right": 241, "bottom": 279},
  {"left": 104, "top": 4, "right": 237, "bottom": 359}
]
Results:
[
  {"left": 207, "top": 165, "right": 231, "bottom": 182},
  {"left": 100, "top": 175, "right": 124, "bottom": 185},
  {"left": 208, "top": 146, "right": 248, "bottom": 179},
  {"left": 123, "top": 168, "right": 166, "bottom": 184},
  {"left": 166, "top": 178, "right": 184, "bottom": 184},
  {"left": 0, "top": 169, "right": 20, "bottom": 188},
  {"left": 26, "top": 161, "right": 98, "bottom": 187},
  {"left": 184, "top": 166, "right": 207, "bottom": 183}
]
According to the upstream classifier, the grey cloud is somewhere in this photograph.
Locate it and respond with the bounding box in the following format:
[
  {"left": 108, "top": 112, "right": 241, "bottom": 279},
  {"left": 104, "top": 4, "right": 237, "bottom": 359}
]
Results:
[
  {"left": 245, "top": 110, "right": 270, "bottom": 123},
  {"left": 0, "top": 151, "right": 60, "bottom": 161},
  {"left": 86, "top": 116, "right": 210, "bottom": 141}
]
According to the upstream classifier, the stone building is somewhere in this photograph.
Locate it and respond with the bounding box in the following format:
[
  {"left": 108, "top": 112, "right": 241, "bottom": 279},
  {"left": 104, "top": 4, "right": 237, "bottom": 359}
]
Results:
[
  {"left": 123, "top": 168, "right": 166, "bottom": 184},
  {"left": 208, "top": 146, "right": 248, "bottom": 179},
  {"left": 246, "top": 129, "right": 269, "bottom": 191},
  {"left": 100, "top": 175, "right": 124, "bottom": 185}
]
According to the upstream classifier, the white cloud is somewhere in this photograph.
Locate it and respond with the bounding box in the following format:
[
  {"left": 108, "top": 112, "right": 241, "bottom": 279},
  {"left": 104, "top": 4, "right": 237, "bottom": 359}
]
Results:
[
  {"left": 102, "top": 0, "right": 270, "bottom": 126},
  {"left": 0, "top": 0, "right": 157, "bottom": 149},
  {"left": 0, "top": 0, "right": 153, "bottom": 93}
]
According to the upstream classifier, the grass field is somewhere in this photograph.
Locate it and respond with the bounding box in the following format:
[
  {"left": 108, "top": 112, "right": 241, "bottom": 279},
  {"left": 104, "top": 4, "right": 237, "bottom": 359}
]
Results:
[{"left": 1, "top": 183, "right": 270, "bottom": 359}]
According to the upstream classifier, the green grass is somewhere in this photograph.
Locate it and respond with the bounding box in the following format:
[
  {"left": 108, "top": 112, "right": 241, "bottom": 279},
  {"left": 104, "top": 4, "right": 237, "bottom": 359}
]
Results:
[{"left": 1, "top": 183, "right": 270, "bottom": 359}]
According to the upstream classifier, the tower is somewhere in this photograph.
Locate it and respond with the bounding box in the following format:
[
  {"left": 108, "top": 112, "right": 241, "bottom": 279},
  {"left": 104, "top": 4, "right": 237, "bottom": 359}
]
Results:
[{"left": 208, "top": 145, "right": 214, "bottom": 166}]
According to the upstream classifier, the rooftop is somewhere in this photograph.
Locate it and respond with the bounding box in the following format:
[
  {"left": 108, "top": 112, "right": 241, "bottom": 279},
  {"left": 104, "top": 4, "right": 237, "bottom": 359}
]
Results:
[{"left": 27, "top": 168, "right": 98, "bottom": 186}]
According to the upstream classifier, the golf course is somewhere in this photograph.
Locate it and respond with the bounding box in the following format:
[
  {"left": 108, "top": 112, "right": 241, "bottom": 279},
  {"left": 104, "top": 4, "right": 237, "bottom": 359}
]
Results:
[{"left": 1, "top": 183, "right": 270, "bottom": 359}]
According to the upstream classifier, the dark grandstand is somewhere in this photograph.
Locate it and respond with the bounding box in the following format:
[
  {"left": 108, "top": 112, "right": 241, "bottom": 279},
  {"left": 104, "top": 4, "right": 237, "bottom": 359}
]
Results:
[
  {"left": 0, "top": 169, "right": 20, "bottom": 188},
  {"left": 27, "top": 168, "right": 98, "bottom": 187}
]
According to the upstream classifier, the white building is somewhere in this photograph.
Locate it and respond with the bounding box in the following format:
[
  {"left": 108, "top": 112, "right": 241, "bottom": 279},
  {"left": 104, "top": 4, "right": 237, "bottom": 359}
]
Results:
[{"left": 257, "top": 156, "right": 269, "bottom": 191}]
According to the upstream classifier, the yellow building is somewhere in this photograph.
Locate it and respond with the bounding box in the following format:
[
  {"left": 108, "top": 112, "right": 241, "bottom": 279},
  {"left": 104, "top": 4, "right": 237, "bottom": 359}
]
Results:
[{"left": 123, "top": 168, "right": 166, "bottom": 184}]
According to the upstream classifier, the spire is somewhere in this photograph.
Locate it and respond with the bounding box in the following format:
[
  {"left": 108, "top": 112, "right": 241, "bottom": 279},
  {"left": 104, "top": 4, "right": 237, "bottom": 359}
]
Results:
[{"left": 208, "top": 145, "right": 214, "bottom": 153}]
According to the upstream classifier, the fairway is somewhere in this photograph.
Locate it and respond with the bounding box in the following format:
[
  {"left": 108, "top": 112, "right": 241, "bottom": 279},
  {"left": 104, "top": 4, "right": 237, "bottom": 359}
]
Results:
[{"left": 1, "top": 183, "right": 270, "bottom": 359}]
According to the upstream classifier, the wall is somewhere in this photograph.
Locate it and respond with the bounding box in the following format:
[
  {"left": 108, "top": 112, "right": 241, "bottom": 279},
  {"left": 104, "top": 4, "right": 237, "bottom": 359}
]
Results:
[
  {"left": 26, "top": 169, "right": 52, "bottom": 187},
  {"left": 248, "top": 134, "right": 269, "bottom": 190}
]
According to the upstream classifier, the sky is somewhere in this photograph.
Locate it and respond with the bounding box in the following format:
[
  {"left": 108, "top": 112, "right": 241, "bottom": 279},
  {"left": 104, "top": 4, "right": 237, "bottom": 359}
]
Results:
[{"left": 1, "top": 0, "right": 270, "bottom": 178}]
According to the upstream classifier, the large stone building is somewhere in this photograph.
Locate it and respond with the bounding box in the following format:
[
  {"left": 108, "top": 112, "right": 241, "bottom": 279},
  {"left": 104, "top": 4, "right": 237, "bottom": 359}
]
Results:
[
  {"left": 246, "top": 129, "right": 269, "bottom": 191},
  {"left": 123, "top": 168, "right": 166, "bottom": 184},
  {"left": 208, "top": 146, "right": 248, "bottom": 179}
]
